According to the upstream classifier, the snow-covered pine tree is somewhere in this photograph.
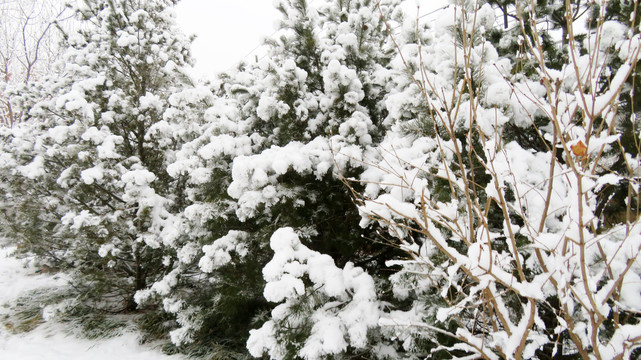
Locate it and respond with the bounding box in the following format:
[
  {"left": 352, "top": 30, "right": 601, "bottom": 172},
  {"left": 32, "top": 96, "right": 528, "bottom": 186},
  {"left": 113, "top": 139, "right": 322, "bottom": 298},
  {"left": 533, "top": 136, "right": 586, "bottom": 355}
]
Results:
[
  {"left": 136, "top": 0, "right": 406, "bottom": 356},
  {"left": 0, "top": 0, "right": 195, "bottom": 313},
  {"left": 356, "top": 0, "right": 641, "bottom": 359},
  {"left": 585, "top": 0, "right": 641, "bottom": 231},
  {"left": 243, "top": 1, "right": 415, "bottom": 358}
]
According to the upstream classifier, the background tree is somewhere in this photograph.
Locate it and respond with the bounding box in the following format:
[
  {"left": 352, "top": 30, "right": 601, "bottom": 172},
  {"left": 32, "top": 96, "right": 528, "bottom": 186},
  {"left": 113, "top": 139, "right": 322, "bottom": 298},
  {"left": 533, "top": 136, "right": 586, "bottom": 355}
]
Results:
[{"left": 0, "top": 0, "right": 69, "bottom": 126}]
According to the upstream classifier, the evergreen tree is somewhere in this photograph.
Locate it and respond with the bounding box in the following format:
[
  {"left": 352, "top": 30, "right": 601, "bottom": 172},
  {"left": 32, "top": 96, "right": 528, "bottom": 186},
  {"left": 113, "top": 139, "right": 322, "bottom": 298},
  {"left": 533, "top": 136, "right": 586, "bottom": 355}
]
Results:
[
  {"left": 0, "top": 0, "right": 195, "bottom": 313},
  {"left": 137, "top": 0, "right": 405, "bottom": 356}
]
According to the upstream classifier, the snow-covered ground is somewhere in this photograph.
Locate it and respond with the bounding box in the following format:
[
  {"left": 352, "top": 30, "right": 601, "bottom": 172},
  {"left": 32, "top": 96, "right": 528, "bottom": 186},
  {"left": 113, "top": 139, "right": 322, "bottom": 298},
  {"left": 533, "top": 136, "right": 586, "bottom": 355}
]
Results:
[{"left": 0, "top": 246, "right": 184, "bottom": 360}]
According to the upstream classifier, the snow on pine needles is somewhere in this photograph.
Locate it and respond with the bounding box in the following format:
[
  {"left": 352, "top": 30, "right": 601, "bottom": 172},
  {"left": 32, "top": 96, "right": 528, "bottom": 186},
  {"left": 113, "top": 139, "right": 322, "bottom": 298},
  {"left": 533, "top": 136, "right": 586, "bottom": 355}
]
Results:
[{"left": 0, "top": 246, "right": 184, "bottom": 359}]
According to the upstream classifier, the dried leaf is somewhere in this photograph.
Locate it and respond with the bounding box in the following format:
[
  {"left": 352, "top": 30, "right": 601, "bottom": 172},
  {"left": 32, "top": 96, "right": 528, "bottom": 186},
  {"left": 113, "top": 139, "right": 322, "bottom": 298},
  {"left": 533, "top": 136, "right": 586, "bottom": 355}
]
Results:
[{"left": 571, "top": 140, "right": 587, "bottom": 157}]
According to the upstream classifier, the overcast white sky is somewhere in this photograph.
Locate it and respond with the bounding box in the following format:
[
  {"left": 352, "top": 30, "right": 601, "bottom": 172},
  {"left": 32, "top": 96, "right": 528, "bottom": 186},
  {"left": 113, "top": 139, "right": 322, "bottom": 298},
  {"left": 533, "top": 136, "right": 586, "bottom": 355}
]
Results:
[
  {"left": 175, "top": 0, "right": 450, "bottom": 78},
  {"left": 175, "top": 0, "right": 279, "bottom": 77}
]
